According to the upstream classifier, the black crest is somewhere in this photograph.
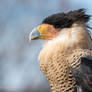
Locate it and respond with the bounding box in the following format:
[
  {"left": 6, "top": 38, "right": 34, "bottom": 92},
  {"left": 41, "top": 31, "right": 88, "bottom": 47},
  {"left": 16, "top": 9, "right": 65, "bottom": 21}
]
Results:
[{"left": 42, "top": 9, "right": 91, "bottom": 28}]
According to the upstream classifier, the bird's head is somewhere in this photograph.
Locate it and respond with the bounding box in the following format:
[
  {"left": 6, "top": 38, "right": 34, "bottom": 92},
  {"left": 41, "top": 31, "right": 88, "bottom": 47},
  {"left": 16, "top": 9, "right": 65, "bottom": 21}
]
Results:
[
  {"left": 29, "top": 24, "right": 60, "bottom": 40},
  {"left": 29, "top": 9, "right": 91, "bottom": 41}
]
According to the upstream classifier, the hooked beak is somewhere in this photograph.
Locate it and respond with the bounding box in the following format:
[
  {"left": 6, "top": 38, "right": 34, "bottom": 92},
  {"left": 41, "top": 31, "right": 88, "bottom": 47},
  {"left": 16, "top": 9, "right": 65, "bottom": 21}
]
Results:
[{"left": 29, "top": 28, "right": 41, "bottom": 40}]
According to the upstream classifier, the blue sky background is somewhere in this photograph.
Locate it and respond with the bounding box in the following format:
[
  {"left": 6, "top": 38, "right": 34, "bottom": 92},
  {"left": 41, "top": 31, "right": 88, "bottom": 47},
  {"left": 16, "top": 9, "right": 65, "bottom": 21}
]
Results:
[{"left": 0, "top": 0, "right": 92, "bottom": 92}]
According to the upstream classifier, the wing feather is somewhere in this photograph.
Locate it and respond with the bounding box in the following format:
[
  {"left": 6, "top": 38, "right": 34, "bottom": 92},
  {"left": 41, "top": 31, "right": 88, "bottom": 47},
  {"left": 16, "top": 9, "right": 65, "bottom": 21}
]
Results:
[{"left": 72, "top": 56, "right": 92, "bottom": 92}]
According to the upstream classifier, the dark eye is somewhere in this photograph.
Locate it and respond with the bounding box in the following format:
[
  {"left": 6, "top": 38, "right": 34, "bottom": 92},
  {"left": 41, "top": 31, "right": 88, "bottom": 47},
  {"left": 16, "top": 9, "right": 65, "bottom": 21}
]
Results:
[{"left": 48, "top": 27, "right": 51, "bottom": 31}]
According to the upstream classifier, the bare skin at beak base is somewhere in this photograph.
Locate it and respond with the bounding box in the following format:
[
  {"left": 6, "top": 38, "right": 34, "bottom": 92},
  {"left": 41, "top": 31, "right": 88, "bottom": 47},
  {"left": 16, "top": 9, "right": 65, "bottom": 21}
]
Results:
[{"left": 29, "top": 28, "right": 41, "bottom": 40}]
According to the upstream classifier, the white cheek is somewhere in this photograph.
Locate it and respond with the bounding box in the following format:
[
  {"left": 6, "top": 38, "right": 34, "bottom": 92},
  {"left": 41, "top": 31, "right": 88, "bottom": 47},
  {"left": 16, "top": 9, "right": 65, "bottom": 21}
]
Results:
[{"left": 56, "top": 29, "right": 69, "bottom": 42}]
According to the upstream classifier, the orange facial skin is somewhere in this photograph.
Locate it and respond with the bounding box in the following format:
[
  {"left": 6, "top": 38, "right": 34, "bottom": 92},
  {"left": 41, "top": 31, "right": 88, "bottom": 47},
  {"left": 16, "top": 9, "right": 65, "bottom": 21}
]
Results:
[{"left": 37, "top": 24, "right": 60, "bottom": 40}]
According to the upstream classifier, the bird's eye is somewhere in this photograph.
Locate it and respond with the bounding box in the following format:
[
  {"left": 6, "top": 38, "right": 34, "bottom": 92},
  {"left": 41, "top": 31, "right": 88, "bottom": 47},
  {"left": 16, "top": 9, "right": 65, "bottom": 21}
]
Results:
[{"left": 48, "top": 27, "right": 51, "bottom": 31}]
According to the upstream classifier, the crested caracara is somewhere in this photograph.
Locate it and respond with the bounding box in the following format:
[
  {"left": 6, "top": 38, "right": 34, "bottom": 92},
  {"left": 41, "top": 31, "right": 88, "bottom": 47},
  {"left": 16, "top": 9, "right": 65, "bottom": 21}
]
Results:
[{"left": 29, "top": 9, "right": 92, "bottom": 92}]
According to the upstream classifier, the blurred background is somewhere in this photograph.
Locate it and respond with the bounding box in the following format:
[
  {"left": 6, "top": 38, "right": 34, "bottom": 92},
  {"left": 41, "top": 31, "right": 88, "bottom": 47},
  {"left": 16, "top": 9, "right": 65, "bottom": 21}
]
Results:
[{"left": 0, "top": 0, "right": 92, "bottom": 92}]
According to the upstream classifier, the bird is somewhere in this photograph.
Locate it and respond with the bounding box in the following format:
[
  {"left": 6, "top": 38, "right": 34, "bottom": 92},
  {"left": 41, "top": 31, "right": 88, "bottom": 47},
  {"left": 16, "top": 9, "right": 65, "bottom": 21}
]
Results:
[{"left": 29, "top": 9, "right": 92, "bottom": 92}]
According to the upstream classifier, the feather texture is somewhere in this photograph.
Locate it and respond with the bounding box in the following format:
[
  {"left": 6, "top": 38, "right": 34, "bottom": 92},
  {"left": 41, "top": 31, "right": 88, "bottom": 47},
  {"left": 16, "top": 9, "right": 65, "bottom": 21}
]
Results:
[
  {"left": 42, "top": 9, "right": 91, "bottom": 28},
  {"left": 37, "top": 9, "right": 92, "bottom": 92},
  {"left": 39, "top": 47, "right": 92, "bottom": 92}
]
